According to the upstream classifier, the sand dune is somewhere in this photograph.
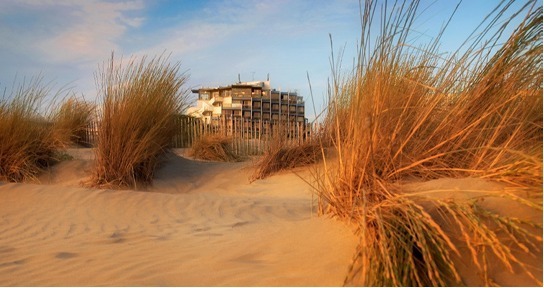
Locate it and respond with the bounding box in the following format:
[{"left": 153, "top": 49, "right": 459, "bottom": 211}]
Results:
[
  {"left": 0, "top": 149, "right": 357, "bottom": 286},
  {"left": 0, "top": 149, "right": 541, "bottom": 286},
  {"left": 403, "top": 177, "right": 543, "bottom": 286}
]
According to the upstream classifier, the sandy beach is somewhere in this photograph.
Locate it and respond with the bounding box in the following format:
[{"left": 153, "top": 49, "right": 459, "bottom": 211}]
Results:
[
  {"left": 0, "top": 148, "right": 541, "bottom": 286},
  {"left": 0, "top": 149, "right": 357, "bottom": 286}
]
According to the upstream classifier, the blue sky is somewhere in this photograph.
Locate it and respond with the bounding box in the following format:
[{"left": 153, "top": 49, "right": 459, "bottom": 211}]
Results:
[{"left": 0, "top": 0, "right": 537, "bottom": 121}]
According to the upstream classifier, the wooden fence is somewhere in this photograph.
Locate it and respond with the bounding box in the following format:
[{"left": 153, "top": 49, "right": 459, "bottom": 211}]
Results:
[{"left": 81, "top": 116, "right": 318, "bottom": 155}]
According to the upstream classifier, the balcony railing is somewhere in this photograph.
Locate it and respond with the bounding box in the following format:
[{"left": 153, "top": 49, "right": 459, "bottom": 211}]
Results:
[
  {"left": 232, "top": 93, "right": 252, "bottom": 99},
  {"left": 222, "top": 103, "right": 242, "bottom": 109}
]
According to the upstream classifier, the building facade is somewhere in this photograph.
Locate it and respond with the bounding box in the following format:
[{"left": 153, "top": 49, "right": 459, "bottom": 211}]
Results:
[{"left": 187, "top": 80, "right": 307, "bottom": 137}]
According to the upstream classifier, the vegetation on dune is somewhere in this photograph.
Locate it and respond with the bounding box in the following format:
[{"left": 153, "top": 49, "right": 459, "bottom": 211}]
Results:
[
  {"left": 189, "top": 135, "right": 242, "bottom": 162},
  {"left": 251, "top": 136, "right": 321, "bottom": 182},
  {"left": 91, "top": 53, "right": 189, "bottom": 189},
  {"left": 52, "top": 97, "right": 95, "bottom": 147},
  {"left": 316, "top": 0, "right": 542, "bottom": 286},
  {"left": 0, "top": 77, "right": 71, "bottom": 182}
]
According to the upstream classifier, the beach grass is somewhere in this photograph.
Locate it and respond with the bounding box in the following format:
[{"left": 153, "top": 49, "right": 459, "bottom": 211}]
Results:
[
  {"left": 251, "top": 132, "right": 321, "bottom": 182},
  {"left": 316, "top": 0, "right": 542, "bottom": 285},
  {"left": 189, "top": 135, "right": 242, "bottom": 162},
  {"left": 0, "top": 77, "right": 68, "bottom": 182},
  {"left": 52, "top": 97, "right": 95, "bottom": 147},
  {"left": 91, "top": 53, "right": 189, "bottom": 188}
]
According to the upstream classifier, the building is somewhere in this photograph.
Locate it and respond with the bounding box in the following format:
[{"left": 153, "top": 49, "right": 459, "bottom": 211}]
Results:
[{"left": 187, "top": 80, "right": 307, "bottom": 137}]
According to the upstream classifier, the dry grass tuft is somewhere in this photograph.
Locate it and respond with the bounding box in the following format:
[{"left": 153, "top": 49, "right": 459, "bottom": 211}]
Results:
[
  {"left": 52, "top": 97, "right": 95, "bottom": 147},
  {"left": 316, "top": 0, "right": 542, "bottom": 286},
  {"left": 189, "top": 135, "right": 242, "bottom": 162},
  {"left": 91, "top": 53, "right": 188, "bottom": 189},
  {"left": 251, "top": 137, "right": 321, "bottom": 182},
  {"left": 344, "top": 189, "right": 462, "bottom": 286},
  {"left": 0, "top": 77, "right": 68, "bottom": 182}
]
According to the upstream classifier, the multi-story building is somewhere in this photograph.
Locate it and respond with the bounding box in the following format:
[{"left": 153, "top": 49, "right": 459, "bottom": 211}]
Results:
[{"left": 187, "top": 80, "right": 307, "bottom": 137}]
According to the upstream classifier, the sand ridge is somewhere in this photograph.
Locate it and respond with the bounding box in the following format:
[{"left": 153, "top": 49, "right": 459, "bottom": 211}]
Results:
[
  {"left": 0, "top": 149, "right": 357, "bottom": 286},
  {"left": 0, "top": 148, "right": 541, "bottom": 286}
]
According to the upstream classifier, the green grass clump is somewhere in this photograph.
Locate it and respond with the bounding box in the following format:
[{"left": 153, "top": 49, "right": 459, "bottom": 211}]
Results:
[
  {"left": 0, "top": 77, "right": 67, "bottom": 182},
  {"left": 91, "top": 53, "right": 189, "bottom": 188},
  {"left": 316, "top": 0, "right": 542, "bottom": 286},
  {"left": 189, "top": 135, "right": 242, "bottom": 162}
]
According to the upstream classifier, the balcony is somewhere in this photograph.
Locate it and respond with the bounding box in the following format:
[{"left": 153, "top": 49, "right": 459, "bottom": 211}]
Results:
[
  {"left": 242, "top": 101, "right": 252, "bottom": 109},
  {"left": 251, "top": 91, "right": 263, "bottom": 98},
  {"left": 232, "top": 93, "right": 252, "bottom": 99},
  {"left": 212, "top": 106, "right": 222, "bottom": 116},
  {"left": 223, "top": 103, "right": 242, "bottom": 109}
]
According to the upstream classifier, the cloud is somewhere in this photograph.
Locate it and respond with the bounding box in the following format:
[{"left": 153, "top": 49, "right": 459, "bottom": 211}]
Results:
[
  {"left": 51, "top": 1, "right": 143, "bottom": 63},
  {"left": 133, "top": 0, "right": 359, "bottom": 74},
  {"left": 0, "top": 0, "right": 147, "bottom": 97},
  {"left": 0, "top": 0, "right": 361, "bottom": 117},
  {"left": 0, "top": 0, "right": 145, "bottom": 64}
]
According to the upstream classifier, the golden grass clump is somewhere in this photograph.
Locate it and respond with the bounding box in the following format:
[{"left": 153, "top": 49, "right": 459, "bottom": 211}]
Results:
[
  {"left": 317, "top": 0, "right": 542, "bottom": 286},
  {"left": 91, "top": 53, "right": 188, "bottom": 188},
  {"left": 0, "top": 77, "right": 66, "bottom": 182},
  {"left": 251, "top": 137, "right": 321, "bottom": 182},
  {"left": 52, "top": 97, "right": 95, "bottom": 147},
  {"left": 189, "top": 135, "right": 241, "bottom": 162}
]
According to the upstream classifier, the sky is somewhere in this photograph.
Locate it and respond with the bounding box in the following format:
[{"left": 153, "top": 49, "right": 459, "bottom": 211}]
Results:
[{"left": 0, "top": 0, "right": 537, "bottom": 122}]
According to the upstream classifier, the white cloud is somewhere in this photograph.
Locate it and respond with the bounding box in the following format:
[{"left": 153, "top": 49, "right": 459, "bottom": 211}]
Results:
[
  {"left": 44, "top": 1, "right": 144, "bottom": 63},
  {"left": 0, "top": 0, "right": 145, "bottom": 64},
  {"left": 0, "top": 0, "right": 147, "bottom": 98},
  {"left": 0, "top": 0, "right": 361, "bottom": 116}
]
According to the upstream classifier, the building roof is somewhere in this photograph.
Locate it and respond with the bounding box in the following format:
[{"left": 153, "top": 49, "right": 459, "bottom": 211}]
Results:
[{"left": 192, "top": 80, "right": 271, "bottom": 93}]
